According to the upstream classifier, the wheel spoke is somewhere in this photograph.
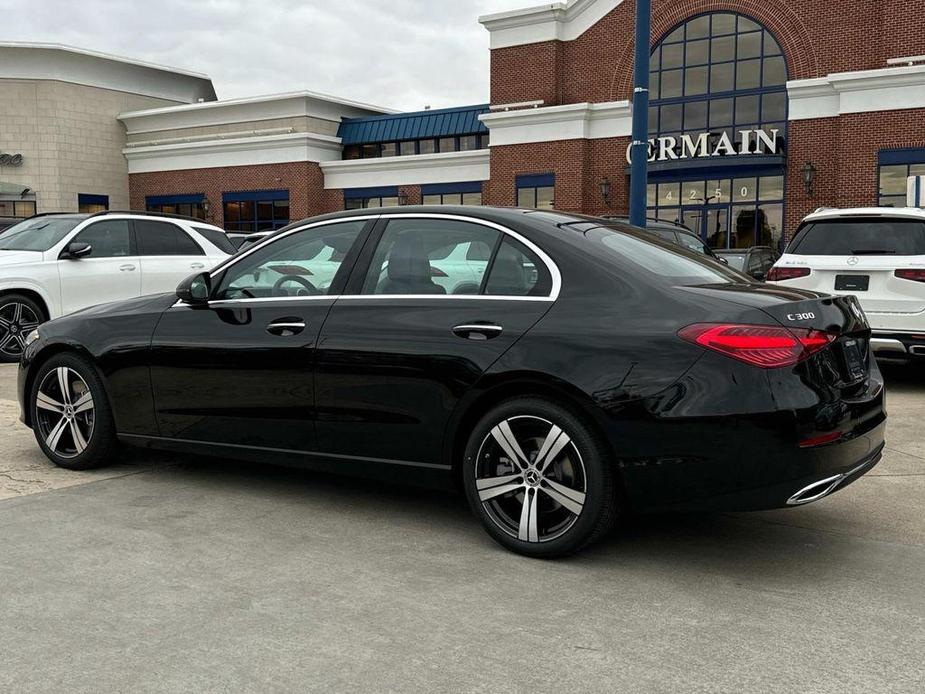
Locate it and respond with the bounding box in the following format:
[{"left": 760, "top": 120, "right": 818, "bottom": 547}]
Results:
[
  {"left": 12, "top": 303, "right": 22, "bottom": 322},
  {"left": 536, "top": 425, "right": 572, "bottom": 474},
  {"left": 476, "top": 472, "right": 522, "bottom": 491},
  {"left": 541, "top": 479, "right": 585, "bottom": 516},
  {"left": 19, "top": 321, "right": 39, "bottom": 332},
  {"left": 56, "top": 367, "right": 72, "bottom": 404},
  {"left": 70, "top": 420, "right": 88, "bottom": 454},
  {"left": 45, "top": 416, "right": 69, "bottom": 452},
  {"left": 478, "top": 480, "right": 524, "bottom": 502},
  {"left": 73, "top": 391, "right": 94, "bottom": 414},
  {"left": 0, "top": 316, "right": 10, "bottom": 329},
  {"left": 36, "top": 391, "right": 65, "bottom": 413},
  {"left": 518, "top": 489, "right": 539, "bottom": 542},
  {"left": 490, "top": 420, "right": 530, "bottom": 470}
]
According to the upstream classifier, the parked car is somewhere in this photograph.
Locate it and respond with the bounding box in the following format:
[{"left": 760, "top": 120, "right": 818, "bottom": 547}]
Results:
[
  {"left": 0, "top": 211, "right": 232, "bottom": 362},
  {"left": 768, "top": 207, "right": 925, "bottom": 360},
  {"left": 18, "top": 207, "right": 885, "bottom": 557},
  {"left": 714, "top": 246, "right": 779, "bottom": 280}
]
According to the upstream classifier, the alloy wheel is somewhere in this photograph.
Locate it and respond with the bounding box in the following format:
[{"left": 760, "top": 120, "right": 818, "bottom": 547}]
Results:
[
  {"left": 0, "top": 302, "right": 40, "bottom": 358},
  {"left": 35, "top": 367, "right": 95, "bottom": 459},
  {"left": 474, "top": 416, "right": 587, "bottom": 543}
]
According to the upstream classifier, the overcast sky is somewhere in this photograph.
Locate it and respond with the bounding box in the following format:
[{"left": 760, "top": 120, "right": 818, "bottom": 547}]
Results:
[{"left": 0, "top": 0, "right": 534, "bottom": 111}]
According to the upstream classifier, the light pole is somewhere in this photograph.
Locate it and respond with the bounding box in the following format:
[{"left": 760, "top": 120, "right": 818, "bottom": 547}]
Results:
[{"left": 628, "top": 0, "right": 651, "bottom": 228}]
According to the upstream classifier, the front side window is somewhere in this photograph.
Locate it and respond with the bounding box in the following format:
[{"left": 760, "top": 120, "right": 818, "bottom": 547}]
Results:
[
  {"left": 215, "top": 220, "right": 366, "bottom": 300},
  {"left": 72, "top": 220, "right": 133, "bottom": 258},
  {"left": 135, "top": 220, "right": 204, "bottom": 256},
  {"left": 788, "top": 219, "right": 925, "bottom": 256}
]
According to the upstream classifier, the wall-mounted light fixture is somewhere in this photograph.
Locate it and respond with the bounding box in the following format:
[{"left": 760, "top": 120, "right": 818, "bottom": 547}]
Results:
[
  {"left": 599, "top": 176, "right": 612, "bottom": 207},
  {"left": 801, "top": 161, "right": 817, "bottom": 197},
  {"left": 201, "top": 197, "right": 212, "bottom": 218}
]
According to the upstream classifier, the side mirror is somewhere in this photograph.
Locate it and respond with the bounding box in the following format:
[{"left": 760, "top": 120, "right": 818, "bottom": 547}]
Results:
[
  {"left": 176, "top": 271, "right": 212, "bottom": 305},
  {"left": 60, "top": 242, "right": 92, "bottom": 259},
  {"left": 717, "top": 256, "right": 729, "bottom": 265}
]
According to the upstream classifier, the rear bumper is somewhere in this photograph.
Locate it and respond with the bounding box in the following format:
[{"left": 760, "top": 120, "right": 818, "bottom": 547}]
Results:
[{"left": 870, "top": 331, "right": 925, "bottom": 358}]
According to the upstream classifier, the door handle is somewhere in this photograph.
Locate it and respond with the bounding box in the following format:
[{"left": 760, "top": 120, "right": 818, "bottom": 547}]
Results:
[
  {"left": 453, "top": 323, "right": 503, "bottom": 340},
  {"left": 119, "top": 264, "right": 136, "bottom": 272},
  {"left": 190, "top": 262, "right": 205, "bottom": 270},
  {"left": 266, "top": 319, "right": 306, "bottom": 336}
]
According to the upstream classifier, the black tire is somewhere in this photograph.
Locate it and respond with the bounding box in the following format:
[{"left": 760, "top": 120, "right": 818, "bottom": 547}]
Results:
[
  {"left": 0, "top": 293, "right": 46, "bottom": 364},
  {"left": 30, "top": 352, "right": 119, "bottom": 470},
  {"left": 462, "top": 397, "right": 618, "bottom": 558}
]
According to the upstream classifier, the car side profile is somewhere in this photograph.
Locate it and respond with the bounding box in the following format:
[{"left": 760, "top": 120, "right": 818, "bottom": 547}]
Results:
[
  {"left": 0, "top": 211, "right": 232, "bottom": 362},
  {"left": 18, "top": 206, "right": 886, "bottom": 557},
  {"left": 768, "top": 207, "right": 925, "bottom": 360}
]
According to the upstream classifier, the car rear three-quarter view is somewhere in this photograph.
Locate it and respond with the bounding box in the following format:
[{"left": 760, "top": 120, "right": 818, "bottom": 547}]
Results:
[{"left": 17, "top": 207, "right": 886, "bottom": 557}]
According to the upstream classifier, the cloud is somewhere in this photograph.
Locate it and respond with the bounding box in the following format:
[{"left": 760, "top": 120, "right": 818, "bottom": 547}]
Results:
[{"left": 0, "top": 0, "right": 532, "bottom": 110}]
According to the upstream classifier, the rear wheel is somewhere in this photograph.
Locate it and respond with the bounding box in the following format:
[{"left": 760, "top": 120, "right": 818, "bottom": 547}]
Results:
[
  {"left": 30, "top": 353, "right": 119, "bottom": 470},
  {"left": 0, "top": 294, "right": 44, "bottom": 363},
  {"left": 462, "top": 397, "right": 618, "bottom": 558}
]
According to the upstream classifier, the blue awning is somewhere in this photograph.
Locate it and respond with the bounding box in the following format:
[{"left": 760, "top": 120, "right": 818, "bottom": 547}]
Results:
[{"left": 338, "top": 105, "right": 489, "bottom": 145}]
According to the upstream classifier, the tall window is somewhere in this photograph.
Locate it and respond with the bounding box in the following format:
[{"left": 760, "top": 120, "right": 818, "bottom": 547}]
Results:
[
  {"left": 222, "top": 190, "right": 290, "bottom": 232},
  {"left": 879, "top": 151, "right": 925, "bottom": 207},
  {"left": 516, "top": 174, "right": 555, "bottom": 210},
  {"left": 647, "top": 13, "right": 788, "bottom": 250}
]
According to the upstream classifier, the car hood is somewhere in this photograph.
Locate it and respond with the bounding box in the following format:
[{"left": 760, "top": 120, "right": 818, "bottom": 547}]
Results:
[
  {"left": 0, "top": 250, "right": 43, "bottom": 266},
  {"left": 58, "top": 292, "right": 178, "bottom": 321}
]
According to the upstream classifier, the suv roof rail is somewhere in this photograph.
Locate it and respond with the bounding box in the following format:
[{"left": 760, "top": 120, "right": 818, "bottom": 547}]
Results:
[
  {"left": 24, "top": 211, "right": 90, "bottom": 220},
  {"left": 88, "top": 209, "right": 212, "bottom": 224}
]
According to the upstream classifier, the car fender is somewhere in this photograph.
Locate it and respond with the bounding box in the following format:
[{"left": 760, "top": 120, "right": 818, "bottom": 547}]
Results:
[{"left": 0, "top": 276, "right": 59, "bottom": 319}]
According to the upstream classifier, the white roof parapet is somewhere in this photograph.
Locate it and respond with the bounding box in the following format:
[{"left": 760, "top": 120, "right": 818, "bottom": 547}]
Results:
[
  {"left": 479, "top": 101, "right": 632, "bottom": 146},
  {"left": 479, "top": 0, "right": 627, "bottom": 49},
  {"left": 118, "top": 90, "right": 395, "bottom": 135},
  {"left": 0, "top": 41, "right": 216, "bottom": 103},
  {"left": 788, "top": 64, "right": 925, "bottom": 120},
  {"left": 887, "top": 55, "right": 925, "bottom": 66}
]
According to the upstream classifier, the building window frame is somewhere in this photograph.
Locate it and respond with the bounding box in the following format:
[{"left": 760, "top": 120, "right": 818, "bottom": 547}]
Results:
[
  {"left": 146, "top": 193, "right": 207, "bottom": 220},
  {"left": 421, "top": 182, "right": 484, "bottom": 206},
  {"left": 516, "top": 173, "right": 555, "bottom": 209},
  {"left": 222, "top": 190, "right": 290, "bottom": 232},
  {"left": 878, "top": 148, "right": 925, "bottom": 207},
  {"left": 344, "top": 186, "right": 401, "bottom": 210},
  {"left": 78, "top": 193, "right": 109, "bottom": 214}
]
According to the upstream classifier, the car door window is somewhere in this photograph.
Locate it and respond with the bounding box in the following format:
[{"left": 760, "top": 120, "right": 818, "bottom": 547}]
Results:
[
  {"left": 484, "top": 238, "right": 551, "bottom": 297},
  {"left": 746, "top": 251, "right": 763, "bottom": 275},
  {"left": 135, "top": 220, "right": 205, "bottom": 256},
  {"left": 71, "top": 220, "right": 133, "bottom": 258},
  {"left": 361, "top": 219, "right": 500, "bottom": 296},
  {"left": 215, "top": 220, "right": 366, "bottom": 299}
]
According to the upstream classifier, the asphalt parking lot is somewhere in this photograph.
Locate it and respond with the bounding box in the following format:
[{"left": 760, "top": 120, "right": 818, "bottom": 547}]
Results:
[{"left": 1, "top": 363, "right": 923, "bottom": 693}]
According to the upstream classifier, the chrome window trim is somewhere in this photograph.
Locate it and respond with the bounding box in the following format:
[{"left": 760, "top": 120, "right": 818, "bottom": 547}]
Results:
[{"left": 204, "top": 212, "right": 562, "bottom": 303}]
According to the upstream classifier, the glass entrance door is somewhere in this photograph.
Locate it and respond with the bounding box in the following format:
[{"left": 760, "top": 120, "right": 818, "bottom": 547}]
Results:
[{"left": 680, "top": 205, "right": 729, "bottom": 248}]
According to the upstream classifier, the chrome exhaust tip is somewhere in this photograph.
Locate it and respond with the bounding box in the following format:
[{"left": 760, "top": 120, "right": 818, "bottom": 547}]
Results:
[
  {"left": 786, "top": 473, "right": 845, "bottom": 506},
  {"left": 909, "top": 345, "right": 925, "bottom": 356}
]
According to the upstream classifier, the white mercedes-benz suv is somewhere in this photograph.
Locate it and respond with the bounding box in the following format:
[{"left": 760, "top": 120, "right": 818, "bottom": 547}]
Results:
[
  {"left": 0, "top": 211, "right": 233, "bottom": 362},
  {"left": 767, "top": 207, "right": 925, "bottom": 361}
]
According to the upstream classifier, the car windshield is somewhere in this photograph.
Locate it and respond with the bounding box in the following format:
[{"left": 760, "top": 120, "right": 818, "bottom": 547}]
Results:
[
  {"left": 584, "top": 225, "right": 743, "bottom": 285},
  {"left": 0, "top": 217, "right": 82, "bottom": 252},
  {"left": 788, "top": 218, "right": 925, "bottom": 256},
  {"left": 674, "top": 233, "right": 709, "bottom": 255}
]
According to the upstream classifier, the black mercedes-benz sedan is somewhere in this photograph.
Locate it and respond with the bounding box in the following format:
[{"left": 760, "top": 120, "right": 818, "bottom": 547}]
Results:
[{"left": 17, "top": 207, "right": 886, "bottom": 557}]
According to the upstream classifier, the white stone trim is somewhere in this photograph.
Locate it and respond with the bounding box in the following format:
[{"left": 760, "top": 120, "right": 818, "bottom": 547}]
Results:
[
  {"left": 479, "top": 0, "right": 626, "bottom": 49},
  {"left": 479, "top": 101, "right": 632, "bottom": 146},
  {"left": 0, "top": 41, "right": 215, "bottom": 103},
  {"left": 788, "top": 64, "right": 925, "bottom": 120},
  {"left": 123, "top": 132, "right": 343, "bottom": 174},
  {"left": 119, "top": 90, "right": 394, "bottom": 135},
  {"left": 320, "top": 151, "right": 490, "bottom": 190}
]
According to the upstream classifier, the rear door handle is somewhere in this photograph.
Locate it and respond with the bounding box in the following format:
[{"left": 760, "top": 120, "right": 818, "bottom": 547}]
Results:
[
  {"left": 267, "top": 319, "right": 306, "bottom": 336},
  {"left": 190, "top": 262, "right": 205, "bottom": 270},
  {"left": 119, "top": 264, "right": 136, "bottom": 272},
  {"left": 453, "top": 323, "right": 503, "bottom": 340}
]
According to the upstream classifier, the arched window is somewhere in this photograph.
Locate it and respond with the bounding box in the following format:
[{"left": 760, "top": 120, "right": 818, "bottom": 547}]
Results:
[{"left": 647, "top": 13, "right": 789, "bottom": 250}]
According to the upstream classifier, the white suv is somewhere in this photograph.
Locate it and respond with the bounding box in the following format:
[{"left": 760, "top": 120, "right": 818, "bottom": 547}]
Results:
[
  {"left": 0, "top": 211, "right": 233, "bottom": 362},
  {"left": 768, "top": 207, "right": 925, "bottom": 360}
]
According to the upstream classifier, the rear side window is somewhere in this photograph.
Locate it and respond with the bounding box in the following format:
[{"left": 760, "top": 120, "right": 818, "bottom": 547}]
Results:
[
  {"left": 789, "top": 219, "right": 925, "bottom": 256},
  {"left": 192, "top": 225, "right": 236, "bottom": 254},
  {"left": 135, "top": 220, "right": 205, "bottom": 256},
  {"left": 484, "top": 238, "right": 550, "bottom": 297}
]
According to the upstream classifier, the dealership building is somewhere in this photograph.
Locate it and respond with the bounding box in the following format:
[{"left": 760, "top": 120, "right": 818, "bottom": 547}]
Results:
[{"left": 3, "top": 0, "right": 925, "bottom": 248}]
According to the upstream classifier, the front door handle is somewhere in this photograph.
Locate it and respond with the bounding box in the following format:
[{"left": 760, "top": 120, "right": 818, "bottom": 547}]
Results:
[
  {"left": 266, "top": 318, "right": 306, "bottom": 336},
  {"left": 119, "top": 264, "right": 136, "bottom": 272},
  {"left": 453, "top": 323, "right": 503, "bottom": 340},
  {"left": 190, "top": 262, "right": 205, "bottom": 270}
]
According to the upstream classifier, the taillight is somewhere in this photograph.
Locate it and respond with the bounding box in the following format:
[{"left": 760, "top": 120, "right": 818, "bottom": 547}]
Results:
[
  {"left": 430, "top": 266, "right": 448, "bottom": 277},
  {"left": 895, "top": 269, "right": 925, "bottom": 283},
  {"left": 766, "top": 266, "right": 811, "bottom": 282},
  {"left": 678, "top": 323, "right": 836, "bottom": 368}
]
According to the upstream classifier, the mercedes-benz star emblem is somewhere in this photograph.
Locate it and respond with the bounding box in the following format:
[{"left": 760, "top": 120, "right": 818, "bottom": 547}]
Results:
[{"left": 847, "top": 256, "right": 860, "bottom": 266}]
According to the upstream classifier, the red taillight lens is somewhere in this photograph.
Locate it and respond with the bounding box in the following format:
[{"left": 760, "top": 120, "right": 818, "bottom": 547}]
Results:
[
  {"left": 766, "top": 266, "right": 811, "bottom": 282},
  {"left": 430, "top": 265, "right": 448, "bottom": 277},
  {"left": 679, "top": 323, "right": 836, "bottom": 368},
  {"left": 895, "top": 269, "right": 925, "bottom": 283}
]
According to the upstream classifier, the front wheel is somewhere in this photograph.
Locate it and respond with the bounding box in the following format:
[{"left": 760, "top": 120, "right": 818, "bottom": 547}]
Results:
[
  {"left": 0, "top": 294, "right": 44, "bottom": 363},
  {"left": 30, "top": 353, "right": 119, "bottom": 470},
  {"left": 462, "top": 397, "right": 618, "bottom": 558}
]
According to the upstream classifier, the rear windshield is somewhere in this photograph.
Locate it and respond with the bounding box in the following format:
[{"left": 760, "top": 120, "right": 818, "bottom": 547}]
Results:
[
  {"left": 192, "top": 225, "right": 237, "bottom": 254},
  {"left": 586, "top": 225, "right": 743, "bottom": 285},
  {"left": 0, "top": 217, "right": 82, "bottom": 251},
  {"left": 721, "top": 254, "right": 747, "bottom": 271},
  {"left": 789, "top": 218, "right": 925, "bottom": 256}
]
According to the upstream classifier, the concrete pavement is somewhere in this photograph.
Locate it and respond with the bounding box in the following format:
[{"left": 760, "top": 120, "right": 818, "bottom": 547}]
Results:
[{"left": 1, "top": 363, "right": 923, "bottom": 693}]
